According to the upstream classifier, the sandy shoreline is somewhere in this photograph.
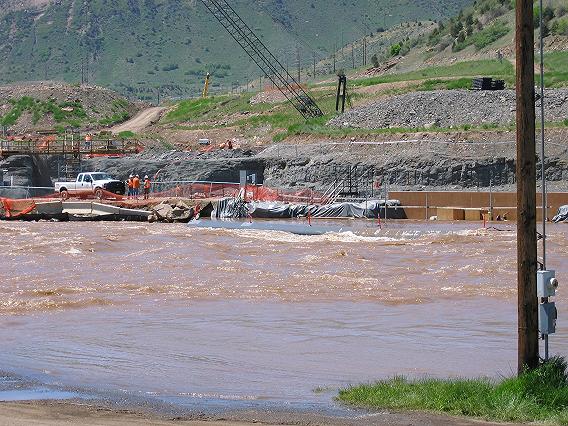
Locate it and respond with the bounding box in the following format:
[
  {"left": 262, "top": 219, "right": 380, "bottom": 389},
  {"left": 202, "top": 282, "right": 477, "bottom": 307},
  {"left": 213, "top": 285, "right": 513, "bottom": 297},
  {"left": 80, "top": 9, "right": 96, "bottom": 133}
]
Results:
[{"left": 0, "top": 400, "right": 519, "bottom": 426}]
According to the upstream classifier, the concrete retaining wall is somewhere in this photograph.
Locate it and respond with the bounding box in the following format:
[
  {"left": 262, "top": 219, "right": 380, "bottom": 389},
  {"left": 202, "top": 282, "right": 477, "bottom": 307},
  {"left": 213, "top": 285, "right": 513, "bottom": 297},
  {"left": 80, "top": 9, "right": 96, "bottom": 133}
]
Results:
[{"left": 391, "top": 191, "right": 568, "bottom": 221}]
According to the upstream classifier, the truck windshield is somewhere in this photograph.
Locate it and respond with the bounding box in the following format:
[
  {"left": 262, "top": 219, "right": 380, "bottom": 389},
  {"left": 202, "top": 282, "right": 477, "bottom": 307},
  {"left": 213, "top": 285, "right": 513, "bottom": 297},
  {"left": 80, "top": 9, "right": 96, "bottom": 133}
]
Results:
[{"left": 90, "top": 173, "right": 113, "bottom": 181}]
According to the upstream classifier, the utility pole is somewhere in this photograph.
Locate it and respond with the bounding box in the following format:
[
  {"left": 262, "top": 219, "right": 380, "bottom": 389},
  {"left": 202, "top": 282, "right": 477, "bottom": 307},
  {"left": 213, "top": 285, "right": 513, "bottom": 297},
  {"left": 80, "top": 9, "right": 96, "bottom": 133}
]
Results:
[
  {"left": 516, "top": 0, "right": 539, "bottom": 374},
  {"left": 351, "top": 44, "right": 355, "bottom": 69},
  {"left": 313, "top": 53, "right": 316, "bottom": 78},
  {"left": 297, "top": 46, "right": 301, "bottom": 83},
  {"left": 333, "top": 43, "right": 336, "bottom": 73}
]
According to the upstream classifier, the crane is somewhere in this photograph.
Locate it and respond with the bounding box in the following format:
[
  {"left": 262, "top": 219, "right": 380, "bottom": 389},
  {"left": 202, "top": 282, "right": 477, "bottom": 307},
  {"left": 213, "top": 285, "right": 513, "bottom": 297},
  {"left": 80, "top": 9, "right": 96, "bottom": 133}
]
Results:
[
  {"left": 198, "top": 0, "right": 324, "bottom": 119},
  {"left": 202, "top": 72, "right": 211, "bottom": 98}
]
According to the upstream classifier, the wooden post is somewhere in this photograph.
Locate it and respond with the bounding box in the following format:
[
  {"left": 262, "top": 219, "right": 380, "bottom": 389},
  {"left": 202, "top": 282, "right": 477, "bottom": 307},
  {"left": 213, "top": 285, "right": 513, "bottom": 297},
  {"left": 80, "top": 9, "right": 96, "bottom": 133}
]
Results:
[{"left": 516, "top": 0, "right": 539, "bottom": 373}]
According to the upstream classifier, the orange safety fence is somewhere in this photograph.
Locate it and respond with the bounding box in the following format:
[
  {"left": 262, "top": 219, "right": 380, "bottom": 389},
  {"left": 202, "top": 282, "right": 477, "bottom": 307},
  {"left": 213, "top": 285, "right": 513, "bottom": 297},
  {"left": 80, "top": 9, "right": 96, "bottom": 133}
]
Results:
[
  {"left": 0, "top": 198, "right": 37, "bottom": 218},
  {"left": 0, "top": 182, "right": 327, "bottom": 206},
  {"left": 150, "top": 182, "right": 325, "bottom": 203}
]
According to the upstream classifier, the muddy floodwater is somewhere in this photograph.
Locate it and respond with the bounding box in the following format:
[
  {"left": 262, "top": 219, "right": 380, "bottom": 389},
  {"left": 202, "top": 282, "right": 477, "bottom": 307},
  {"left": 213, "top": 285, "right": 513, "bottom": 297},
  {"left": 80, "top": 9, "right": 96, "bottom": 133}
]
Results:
[{"left": 1, "top": 220, "right": 567, "bottom": 414}]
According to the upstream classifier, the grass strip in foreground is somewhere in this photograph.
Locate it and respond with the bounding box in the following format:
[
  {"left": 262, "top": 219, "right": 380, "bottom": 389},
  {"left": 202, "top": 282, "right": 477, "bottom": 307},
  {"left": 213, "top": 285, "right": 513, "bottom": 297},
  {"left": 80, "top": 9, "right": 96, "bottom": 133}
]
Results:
[{"left": 338, "top": 357, "right": 568, "bottom": 424}]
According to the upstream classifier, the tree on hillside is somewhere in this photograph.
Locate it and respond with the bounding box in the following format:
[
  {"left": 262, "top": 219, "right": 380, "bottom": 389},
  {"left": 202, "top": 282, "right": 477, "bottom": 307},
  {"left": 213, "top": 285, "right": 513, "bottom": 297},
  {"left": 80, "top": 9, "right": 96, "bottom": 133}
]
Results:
[
  {"left": 450, "top": 20, "right": 464, "bottom": 37},
  {"left": 371, "top": 54, "right": 380, "bottom": 67}
]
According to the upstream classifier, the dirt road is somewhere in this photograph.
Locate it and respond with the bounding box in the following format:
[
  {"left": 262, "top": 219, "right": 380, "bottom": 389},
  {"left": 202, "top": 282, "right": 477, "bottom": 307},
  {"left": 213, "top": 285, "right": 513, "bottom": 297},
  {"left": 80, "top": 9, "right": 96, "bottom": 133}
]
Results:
[
  {"left": 111, "top": 107, "right": 167, "bottom": 134},
  {"left": 0, "top": 401, "right": 519, "bottom": 426}
]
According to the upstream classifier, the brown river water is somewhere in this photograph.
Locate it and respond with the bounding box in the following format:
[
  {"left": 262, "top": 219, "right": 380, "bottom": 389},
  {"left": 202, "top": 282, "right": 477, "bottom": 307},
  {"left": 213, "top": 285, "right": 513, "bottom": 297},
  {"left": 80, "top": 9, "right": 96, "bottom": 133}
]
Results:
[{"left": 1, "top": 220, "right": 567, "bottom": 413}]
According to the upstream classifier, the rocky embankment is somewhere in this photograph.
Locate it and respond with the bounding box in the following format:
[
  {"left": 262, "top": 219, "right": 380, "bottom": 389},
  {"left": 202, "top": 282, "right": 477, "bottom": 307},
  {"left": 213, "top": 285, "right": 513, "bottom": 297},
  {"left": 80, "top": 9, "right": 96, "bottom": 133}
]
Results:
[
  {"left": 329, "top": 89, "right": 568, "bottom": 129},
  {"left": 6, "top": 128, "right": 568, "bottom": 194},
  {"left": 84, "top": 128, "right": 568, "bottom": 193}
]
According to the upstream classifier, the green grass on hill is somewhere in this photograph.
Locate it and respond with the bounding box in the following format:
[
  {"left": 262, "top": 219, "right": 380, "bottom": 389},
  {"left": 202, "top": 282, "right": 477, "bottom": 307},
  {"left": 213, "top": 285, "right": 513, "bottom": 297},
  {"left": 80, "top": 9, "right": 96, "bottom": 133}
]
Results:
[
  {"left": 453, "top": 20, "right": 510, "bottom": 51},
  {"left": 163, "top": 90, "right": 341, "bottom": 135},
  {"left": 348, "top": 60, "right": 515, "bottom": 88},
  {"left": 545, "top": 51, "right": 568, "bottom": 88},
  {"left": 163, "top": 94, "right": 275, "bottom": 124},
  {"left": 0, "top": 97, "right": 87, "bottom": 127},
  {"left": 339, "top": 357, "right": 568, "bottom": 425},
  {"left": 162, "top": 51, "right": 568, "bottom": 142},
  {"left": 344, "top": 52, "right": 567, "bottom": 91}
]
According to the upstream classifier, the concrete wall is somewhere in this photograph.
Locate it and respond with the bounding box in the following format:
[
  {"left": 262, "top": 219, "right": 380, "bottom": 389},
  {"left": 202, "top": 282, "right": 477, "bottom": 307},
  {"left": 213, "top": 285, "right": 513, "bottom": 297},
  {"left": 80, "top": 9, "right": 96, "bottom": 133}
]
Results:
[{"left": 391, "top": 191, "right": 568, "bottom": 221}]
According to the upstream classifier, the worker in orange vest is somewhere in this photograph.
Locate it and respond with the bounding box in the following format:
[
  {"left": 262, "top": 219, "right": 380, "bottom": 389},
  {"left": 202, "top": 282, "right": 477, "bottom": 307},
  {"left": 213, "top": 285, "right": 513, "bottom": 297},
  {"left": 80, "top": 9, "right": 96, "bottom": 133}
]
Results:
[
  {"left": 127, "top": 175, "right": 134, "bottom": 199},
  {"left": 143, "top": 175, "right": 151, "bottom": 200},
  {"left": 132, "top": 174, "right": 141, "bottom": 200}
]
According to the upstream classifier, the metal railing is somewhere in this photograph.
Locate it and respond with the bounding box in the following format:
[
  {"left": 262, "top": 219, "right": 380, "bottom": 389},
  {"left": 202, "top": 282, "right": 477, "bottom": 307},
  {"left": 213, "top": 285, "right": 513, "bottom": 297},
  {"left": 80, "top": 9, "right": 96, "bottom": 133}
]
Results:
[{"left": 0, "top": 138, "right": 142, "bottom": 157}]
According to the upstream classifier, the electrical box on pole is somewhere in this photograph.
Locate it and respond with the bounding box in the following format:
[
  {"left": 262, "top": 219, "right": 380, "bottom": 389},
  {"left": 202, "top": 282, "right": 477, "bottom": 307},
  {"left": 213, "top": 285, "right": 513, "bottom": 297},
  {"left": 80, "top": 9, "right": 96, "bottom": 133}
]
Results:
[
  {"left": 537, "top": 270, "right": 558, "bottom": 298},
  {"left": 537, "top": 269, "right": 559, "bottom": 360},
  {"left": 539, "top": 303, "right": 557, "bottom": 335}
]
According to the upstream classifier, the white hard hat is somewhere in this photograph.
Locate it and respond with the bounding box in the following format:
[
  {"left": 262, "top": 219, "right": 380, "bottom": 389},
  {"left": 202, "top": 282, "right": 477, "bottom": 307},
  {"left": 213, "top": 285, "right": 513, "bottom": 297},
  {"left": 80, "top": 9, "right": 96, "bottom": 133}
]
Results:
[
  {"left": 129, "top": 174, "right": 133, "bottom": 178},
  {"left": 144, "top": 175, "right": 149, "bottom": 179}
]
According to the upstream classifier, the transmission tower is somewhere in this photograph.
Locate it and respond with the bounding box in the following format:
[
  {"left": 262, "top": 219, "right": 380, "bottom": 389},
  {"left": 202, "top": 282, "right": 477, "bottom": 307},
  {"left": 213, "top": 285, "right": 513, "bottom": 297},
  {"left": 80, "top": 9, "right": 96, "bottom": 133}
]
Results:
[{"left": 198, "top": 0, "right": 323, "bottom": 119}]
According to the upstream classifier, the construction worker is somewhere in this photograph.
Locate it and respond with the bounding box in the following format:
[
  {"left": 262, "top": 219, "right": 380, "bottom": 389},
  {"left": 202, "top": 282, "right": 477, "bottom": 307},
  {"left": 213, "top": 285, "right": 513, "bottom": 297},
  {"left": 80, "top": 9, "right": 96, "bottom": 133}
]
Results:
[
  {"left": 143, "top": 175, "right": 151, "bottom": 200},
  {"left": 127, "top": 174, "right": 134, "bottom": 199},
  {"left": 133, "top": 174, "right": 141, "bottom": 200}
]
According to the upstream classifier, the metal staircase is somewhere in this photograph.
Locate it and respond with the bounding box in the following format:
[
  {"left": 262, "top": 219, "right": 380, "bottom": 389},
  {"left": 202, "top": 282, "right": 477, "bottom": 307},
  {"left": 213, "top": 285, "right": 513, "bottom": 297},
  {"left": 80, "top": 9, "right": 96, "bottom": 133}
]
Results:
[
  {"left": 322, "top": 165, "right": 377, "bottom": 203},
  {"left": 198, "top": 0, "right": 323, "bottom": 119}
]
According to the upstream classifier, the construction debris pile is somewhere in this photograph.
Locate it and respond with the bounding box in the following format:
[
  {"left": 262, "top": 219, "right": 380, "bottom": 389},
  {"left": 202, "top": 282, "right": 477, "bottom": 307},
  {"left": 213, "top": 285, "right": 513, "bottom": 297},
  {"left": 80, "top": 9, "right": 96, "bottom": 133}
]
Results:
[{"left": 148, "top": 199, "right": 199, "bottom": 223}]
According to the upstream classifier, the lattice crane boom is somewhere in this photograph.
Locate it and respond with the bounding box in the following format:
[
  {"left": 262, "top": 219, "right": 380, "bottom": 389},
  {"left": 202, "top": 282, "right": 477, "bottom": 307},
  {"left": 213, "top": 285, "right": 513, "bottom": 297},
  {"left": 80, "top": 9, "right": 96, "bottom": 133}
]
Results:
[{"left": 198, "top": 0, "right": 324, "bottom": 119}]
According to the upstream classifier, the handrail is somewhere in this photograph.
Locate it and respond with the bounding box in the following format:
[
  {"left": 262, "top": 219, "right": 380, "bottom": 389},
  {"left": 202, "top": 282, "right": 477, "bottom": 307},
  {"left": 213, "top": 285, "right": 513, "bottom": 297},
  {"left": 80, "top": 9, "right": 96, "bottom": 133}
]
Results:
[{"left": 0, "top": 138, "right": 141, "bottom": 157}]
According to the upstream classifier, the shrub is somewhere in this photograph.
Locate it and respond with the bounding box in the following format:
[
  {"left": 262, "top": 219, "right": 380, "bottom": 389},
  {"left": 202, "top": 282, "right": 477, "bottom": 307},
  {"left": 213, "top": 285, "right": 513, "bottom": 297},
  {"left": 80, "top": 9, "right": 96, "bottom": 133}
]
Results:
[
  {"left": 551, "top": 17, "right": 568, "bottom": 36},
  {"left": 390, "top": 44, "right": 402, "bottom": 56}
]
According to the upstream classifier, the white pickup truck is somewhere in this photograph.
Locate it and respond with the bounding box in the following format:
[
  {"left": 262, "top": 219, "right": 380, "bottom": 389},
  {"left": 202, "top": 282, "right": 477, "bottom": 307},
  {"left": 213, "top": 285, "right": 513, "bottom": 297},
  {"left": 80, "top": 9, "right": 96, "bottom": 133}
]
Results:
[{"left": 55, "top": 172, "right": 126, "bottom": 200}]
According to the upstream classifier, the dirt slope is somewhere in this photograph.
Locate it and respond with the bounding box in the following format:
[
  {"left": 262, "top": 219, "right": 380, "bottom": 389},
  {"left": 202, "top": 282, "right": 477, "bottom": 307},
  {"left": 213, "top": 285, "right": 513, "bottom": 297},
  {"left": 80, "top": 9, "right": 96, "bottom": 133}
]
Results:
[{"left": 110, "top": 107, "right": 167, "bottom": 134}]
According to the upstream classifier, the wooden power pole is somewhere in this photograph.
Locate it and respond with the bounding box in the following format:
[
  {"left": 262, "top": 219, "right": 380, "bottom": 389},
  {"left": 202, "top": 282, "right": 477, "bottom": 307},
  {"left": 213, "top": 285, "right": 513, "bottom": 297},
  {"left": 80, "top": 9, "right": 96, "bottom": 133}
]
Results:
[{"left": 516, "top": 0, "right": 539, "bottom": 373}]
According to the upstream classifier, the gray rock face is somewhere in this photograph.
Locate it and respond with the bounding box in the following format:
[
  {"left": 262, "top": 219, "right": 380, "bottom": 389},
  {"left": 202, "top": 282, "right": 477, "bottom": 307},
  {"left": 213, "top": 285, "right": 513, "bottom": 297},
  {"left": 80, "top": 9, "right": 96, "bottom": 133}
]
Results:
[
  {"left": 4, "top": 131, "right": 568, "bottom": 197},
  {"left": 328, "top": 89, "right": 568, "bottom": 129},
  {"left": 0, "top": 155, "right": 52, "bottom": 187}
]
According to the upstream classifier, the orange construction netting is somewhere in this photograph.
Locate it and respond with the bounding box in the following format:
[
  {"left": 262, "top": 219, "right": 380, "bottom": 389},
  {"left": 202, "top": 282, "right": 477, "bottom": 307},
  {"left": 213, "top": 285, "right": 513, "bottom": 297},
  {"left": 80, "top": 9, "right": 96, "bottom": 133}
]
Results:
[
  {"left": 151, "top": 183, "right": 324, "bottom": 203},
  {"left": 0, "top": 198, "right": 37, "bottom": 218}
]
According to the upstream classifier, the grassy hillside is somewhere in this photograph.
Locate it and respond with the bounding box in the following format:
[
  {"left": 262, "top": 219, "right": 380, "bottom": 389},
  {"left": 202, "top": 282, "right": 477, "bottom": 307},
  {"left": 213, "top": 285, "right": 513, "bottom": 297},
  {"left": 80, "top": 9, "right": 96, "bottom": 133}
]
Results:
[
  {"left": 0, "top": 82, "right": 139, "bottom": 133},
  {"left": 0, "top": 0, "right": 474, "bottom": 99},
  {"left": 346, "top": 0, "right": 568, "bottom": 81}
]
